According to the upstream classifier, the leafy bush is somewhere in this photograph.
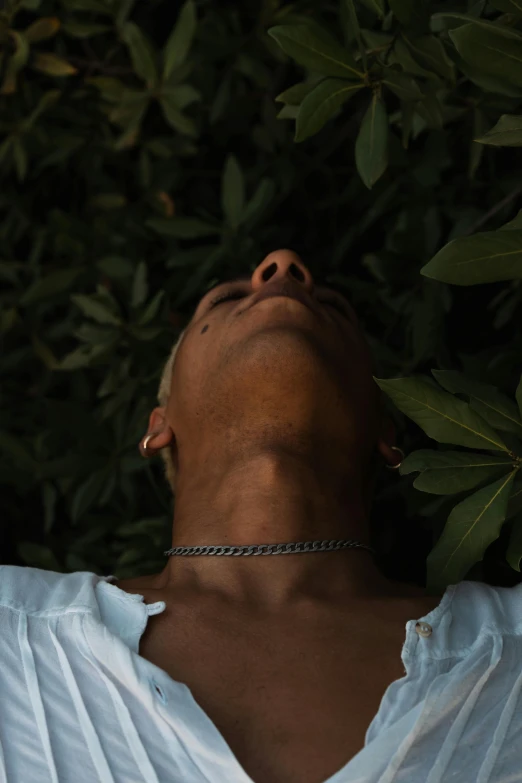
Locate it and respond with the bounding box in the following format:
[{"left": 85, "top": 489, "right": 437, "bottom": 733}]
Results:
[{"left": 1, "top": 0, "right": 522, "bottom": 595}]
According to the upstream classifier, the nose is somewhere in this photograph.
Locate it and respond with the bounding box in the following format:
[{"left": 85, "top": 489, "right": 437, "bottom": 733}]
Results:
[{"left": 250, "top": 250, "right": 314, "bottom": 294}]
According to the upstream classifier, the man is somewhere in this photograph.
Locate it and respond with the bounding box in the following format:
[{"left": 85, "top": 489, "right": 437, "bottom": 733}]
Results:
[
  {"left": 3, "top": 249, "right": 520, "bottom": 783},
  {"left": 117, "top": 249, "right": 444, "bottom": 781}
]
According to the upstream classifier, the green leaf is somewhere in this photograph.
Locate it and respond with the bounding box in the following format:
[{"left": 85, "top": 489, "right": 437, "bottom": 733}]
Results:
[
  {"left": 131, "top": 261, "right": 148, "bottom": 308},
  {"left": 241, "top": 178, "right": 276, "bottom": 227},
  {"left": 389, "top": 0, "right": 429, "bottom": 29},
  {"left": 221, "top": 154, "right": 245, "bottom": 231},
  {"left": 295, "top": 77, "right": 364, "bottom": 142},
  {"left": 421, "top": 229, "right": 522, "bottom": 285},
  {"left": 374, "top": 375, "right": 510, "bottom": 452},
  {"left": 474, "top": 114, "right": 522, "bottom": 146},
  {"left": 488, "top": 0, "right": 522, "bottom": 13},
  {"left": 32, "top": 52, "right": 77, "bottom": 76},
  {"left": 24, "top": 17, "right": 60, "bottom": 42},
  {"left": 86, "top": 77, "right": 126, "bottom": 102},
  {"left": 160, "top": 84, "right": 201, "bottom": 109},
  {"left": 17, "top": 542, "right": 62, "bottom": 571},
  {"left": 71, "top": 294, "right": 122, "bottom": 325},
  {"left": 71, "top": 471, "right": 108, "bottom": 522},
  {"left": 507, "top": 475, "right": 522, "bottom": 520},
  {"left": 402, "top": 33, "right": 456, "bottom": 83},
  {"left": 341, "top": 0, "right": 367, "bottom": 70},
  {"left": 468, "top": 107, "right": 489, "bottom": 179},
  {"left": 381, "top": 69, "right": 423, "bottom": 100},
  {"left": 431, "top": 12, "right": 522, "bottom": 33},
  {"left": 500, "top": 209, "right": 522, "bottom": 230},
  {"left": 163, "top": 0, "right": 197, "bottom": 81},
  {"left": 355, "top": 93, "right": 389, "bottom": 190},
  {"left": 159, "top": 95, "right": 198, "bottom": 136},
  {"left": 146, "top": 217, "right": 220, "bottom": 238},
  {"left": 267, "top": 24, "right": 364, "bottom": 80},
  {"left": 432, "top": 370, "right": 522, "bottom": 438},
  {"left": 20, "top": 268, "right": 83, "bottom": 305},
  {"left": 97, "top": 256, "right": 134, "bottom": 278},
  {"left": 66, "top": 0, "right": 112, "bottom": 12},
  {"left": 137, "top": 290, "right": 164, "bottom": 325},
  {"left": 400, "top": 449, "right": 514, "bottom": 494},
  {"left": 426, "top": 470, "right": 517, "bottom": 593},
  {"left": 358, "top": 0, "right": 386, "bottom": 17},
  {"left": 275, "top": 81, "right": 319, "bottom": 105},
  {"left": 62, "top": 22, "right": 112, "bottom": 38},
  {"left": 449, "top": 23, "right": 522, "bottom": 89},
  {"left": 120, "top": 21, "right": 158, "bottom": 86},
  {"left": 58, "top": 342, "right": 115, "bottom": 370},
  {"left": 506, "top": 511, "right": 522, "bottom": 572}
]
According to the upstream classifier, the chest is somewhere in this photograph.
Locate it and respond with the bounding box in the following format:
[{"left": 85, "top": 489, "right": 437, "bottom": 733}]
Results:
[{"left": 137, "top": 602, "right": 414, "bottom": 783}]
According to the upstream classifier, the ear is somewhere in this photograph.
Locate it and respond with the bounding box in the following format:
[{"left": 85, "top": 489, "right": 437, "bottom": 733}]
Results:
[
  {"left": 139, "top": 406, "right": 175, "bottom": 457},
  {"left": 375, "top": 410, "right": 401, "bottom": 467}
]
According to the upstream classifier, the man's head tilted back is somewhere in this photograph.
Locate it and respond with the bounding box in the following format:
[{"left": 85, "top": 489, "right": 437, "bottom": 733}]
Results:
[{"left": 140, "top": 249, "right": 403, "bottom": 608}]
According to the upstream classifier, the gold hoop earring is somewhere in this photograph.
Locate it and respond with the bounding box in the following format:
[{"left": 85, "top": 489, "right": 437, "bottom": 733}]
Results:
[
  {"left": 142, "top": 433, "right": 155, "bottom": 455},
  {"left": 385, "top": 446, "right": 405, "bottom": 470}
]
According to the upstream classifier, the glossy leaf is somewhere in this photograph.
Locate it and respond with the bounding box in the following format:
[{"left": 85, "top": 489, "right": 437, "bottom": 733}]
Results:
[
  {"left": 241, "top": 178, "right": 276, "bottom": 226},
  {"left": 295, "top": 77, "right": 364, "bottom": 142},
  {"left": 24, "top": 17, "right": 60, "bottom": 42},
  {"left": 163, "top": 0, "right": 197, "bottom": 81},
  {"left": 70, "top": 294, "right": 122, "bottom": 325},
  {"left": 355, "top": 93, "right": 389, "bottom": 190},
  {"left": 31, "top": 52, "right": 77, "bottom": 76},
  {"left": 358, "top": 0, "right": 385, "bottom": 17},
  {"left": 426, "top": 470, "right": 517, "bottom": 593},
  {"left": 402, "top": 33, "right": 456, "bottom": 83},
  {"left": 500, "top": 209, "right": 522, "bottom": 231},
  {"left": 374, "top": 375, "right": 510, "bottom": 452},
  {"left": 221, "top": 154, "right": 245, "bottom": 231},
  {"left": 389, "top": 0, "right": 429, "bottom": 29},
  {"left": 146, "top": 217, "right": 219, "bottom": 237},
  {"left": 20, "top": 268, "right": 83, "bottom": 305},
  {"left": 131, "top": 262, "right": 148, "bottom": 308},
  {"left": 62, "top": 22, "right": 112, "bottom": 38},
  {"left": 488, "top": 0, "right": 522, "bottom": 12},
  {"left": 474, "top": 114, "right": 522, "bottom": 147},
  {"left": 159, "top": 95, "right": 198, "bottom": 136},
  {"left": 267, "top": 24, "right": 364, "bottom": 80},
  {"left": 275, "top": 81, "right": 319, "bottom": 105},
  {"left": 400, "top": 449, "right": 514, "bottom": 494},
  {"left": 381, "top": 69, "right": 423, "bottom": 100},
  {"left": 432, "top": 370, "right": 522, "bottom": 438},
  {"left": 120, "top": 21, "right": 158, "bottom": 86},
  {"left": 449, "top": 23, "right": 522, "bottom": 89},
  {"left": 421, "top": 229, "right": 522, "bottom": 285}
]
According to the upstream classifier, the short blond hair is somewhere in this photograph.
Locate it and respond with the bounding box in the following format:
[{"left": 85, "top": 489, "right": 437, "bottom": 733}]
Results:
[{"left": 157, "top": 328, "right": 185, "bottom": 494}]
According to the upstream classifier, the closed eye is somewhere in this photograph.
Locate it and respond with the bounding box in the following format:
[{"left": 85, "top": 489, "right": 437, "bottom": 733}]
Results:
[{"left": 208, "top": 290, "right": 350, "bottom": 319}]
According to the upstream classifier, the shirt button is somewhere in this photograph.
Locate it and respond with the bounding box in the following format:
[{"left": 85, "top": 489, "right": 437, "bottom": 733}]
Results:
[{"left": 415, "top": 621, "right": 433, "bottom": 638}]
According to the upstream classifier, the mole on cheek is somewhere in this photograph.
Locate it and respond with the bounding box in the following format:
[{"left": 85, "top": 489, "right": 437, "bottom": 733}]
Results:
[{"left": 201, "top": 325, "right": 209, "bottom": 334}]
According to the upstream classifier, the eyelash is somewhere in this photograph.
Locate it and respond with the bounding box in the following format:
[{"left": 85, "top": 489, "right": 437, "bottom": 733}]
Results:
[{"left": 209, "top": 290, "right": 347, "bottom": 316}]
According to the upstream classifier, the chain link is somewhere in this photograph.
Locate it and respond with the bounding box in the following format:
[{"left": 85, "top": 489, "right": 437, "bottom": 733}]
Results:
[{"left": 164, "top": 539, "right": 376, "bottom": 557}]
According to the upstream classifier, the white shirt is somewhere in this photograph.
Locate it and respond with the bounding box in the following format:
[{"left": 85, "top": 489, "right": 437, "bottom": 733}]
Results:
[{"left": 1, "top": 565, "right": 521, "bottom": 782}]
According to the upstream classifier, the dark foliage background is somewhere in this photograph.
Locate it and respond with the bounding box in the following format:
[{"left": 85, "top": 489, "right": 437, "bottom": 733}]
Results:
[{"left": 1, "top": 0, "right": 522, "bottom": 595}]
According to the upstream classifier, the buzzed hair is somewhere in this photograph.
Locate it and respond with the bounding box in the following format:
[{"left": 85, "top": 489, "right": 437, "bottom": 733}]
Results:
[{"left": 157, "top": 328, "right": 185, "bottom": 494}]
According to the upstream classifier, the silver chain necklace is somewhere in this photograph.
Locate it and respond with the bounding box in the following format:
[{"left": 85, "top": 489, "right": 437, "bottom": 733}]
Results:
[{"left": 164, "top": 539, "right": 376, "bottom": 557}]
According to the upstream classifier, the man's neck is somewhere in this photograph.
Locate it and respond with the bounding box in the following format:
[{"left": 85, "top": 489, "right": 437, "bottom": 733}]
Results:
[{"left": 151, "top": 451, "right": 395, "bottom": 612}]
